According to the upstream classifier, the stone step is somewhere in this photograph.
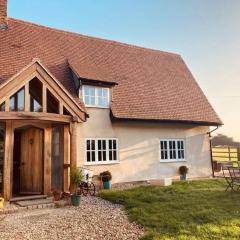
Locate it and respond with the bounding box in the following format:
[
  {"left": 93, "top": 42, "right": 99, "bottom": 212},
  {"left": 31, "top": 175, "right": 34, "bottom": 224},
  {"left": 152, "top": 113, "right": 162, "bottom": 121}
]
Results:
[
  {"left": 14, "top": 198, "right": 54, "bottom": 207},
  {"left": 9, "top": 195, "right": 48, "bottom": 203}
]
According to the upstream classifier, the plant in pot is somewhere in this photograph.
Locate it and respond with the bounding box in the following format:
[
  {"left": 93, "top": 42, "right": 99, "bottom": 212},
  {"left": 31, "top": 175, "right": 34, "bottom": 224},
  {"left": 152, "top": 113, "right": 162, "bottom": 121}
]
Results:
[
  {"left": 99, "top": 171, "right": 112, "bottom": 189},
  {"left": 52, "top": 189, "right": 62, "bottom": 201},
  {"left": 70, "top": 167, "right": 83, "bottom": 206},
  {"left": 178, "top": 166, "right": 189, "bottom": 181}
]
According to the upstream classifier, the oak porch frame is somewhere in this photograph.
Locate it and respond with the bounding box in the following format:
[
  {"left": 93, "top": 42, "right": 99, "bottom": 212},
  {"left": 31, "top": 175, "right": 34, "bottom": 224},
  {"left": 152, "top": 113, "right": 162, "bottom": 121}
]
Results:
[{"left": 0, "top": 59, "right": 86, "bottom": 200}]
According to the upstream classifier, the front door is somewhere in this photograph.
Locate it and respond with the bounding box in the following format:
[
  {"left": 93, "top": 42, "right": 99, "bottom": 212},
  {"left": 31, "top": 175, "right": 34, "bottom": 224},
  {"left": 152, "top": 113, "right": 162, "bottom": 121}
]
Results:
[{"left": 20, "top": 127, "right": 43, "bottom": 194}]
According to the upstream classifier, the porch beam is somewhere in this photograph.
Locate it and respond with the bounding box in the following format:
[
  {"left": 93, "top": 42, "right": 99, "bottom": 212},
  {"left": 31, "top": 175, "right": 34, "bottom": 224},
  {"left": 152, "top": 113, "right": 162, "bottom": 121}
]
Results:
[{"left": 0, "top": 112, "right": 72, "bottom": 123}]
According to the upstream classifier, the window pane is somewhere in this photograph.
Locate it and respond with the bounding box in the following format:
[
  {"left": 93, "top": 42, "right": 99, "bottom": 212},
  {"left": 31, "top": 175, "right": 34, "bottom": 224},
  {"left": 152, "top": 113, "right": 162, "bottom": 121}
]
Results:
[
  {"left": 98, "top": 151, "right": 102, "bottom": 161},
  {"left": 98, "top": 140, "right": 102, "bottom": 150},
  {"left": 113, "top": 140, "right": 117, "bottom": 149},
  {"left": 90, "top": 96, "right": 95, "bottom": 105},
  {"left": 98, "top": 97, "right": 103, "bottom": 106},
  {"left": 89, "top": 87, "right": 95, "bottom": 97},
  {"left": 91, "top": 140, "right": 95, "bottom": 150},
  {"left": 92, "top": 151, "right": 95, "bottom": 162},
  {"left": 109, "top": 150, "right": 112, "bottom": 161},
  {"left": 109, "top": 140, "right": 112, "bottom": 149},
  {"left": 113, "top": 150, "right": 117, "bottom": 160},
  {"left": 17, "top": 88, "right": 25, "bottom": 111},
  {"left": 102, "top": 98, "right": 108, "bottom": 107},
  {"left": 103, "top": 140, "right": 106, "bottom": 150},
  {"left": 0, "top": 102, "right": 5, "bottom": 112},
  {"left": 87, "top": 140, "right": 91, "bottom": 150},
  {"left": 84, "top": 86, "right": 90, "bottom": 95},
  {"left": 87, "top": 152, "right": 91, "bottom": 162},
  {"left": 97, "top": 88, "right": 102, "bottom": 97},
  {"left": 103, "top": 151, "right": 106, "bottom": 161},
  {"left": 84, "top": 96, "right": 91, "bottom": 105},
  {"left": 102, "top": 89, "right": 108, "bottom": 98}
]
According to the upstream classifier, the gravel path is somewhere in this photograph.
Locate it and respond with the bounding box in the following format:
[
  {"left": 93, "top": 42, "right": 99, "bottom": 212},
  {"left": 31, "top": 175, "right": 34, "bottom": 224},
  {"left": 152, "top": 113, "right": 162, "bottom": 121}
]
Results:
[{"left": 0, "top": 196, "right": 144, "bottom": 240}]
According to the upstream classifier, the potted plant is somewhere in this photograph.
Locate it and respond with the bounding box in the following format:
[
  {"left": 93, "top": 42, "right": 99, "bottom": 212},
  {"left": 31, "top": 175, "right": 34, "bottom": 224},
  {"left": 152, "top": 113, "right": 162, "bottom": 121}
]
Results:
[
  {"left": 178, "top": 166, "right": 189, "bottom": 181},
  {"left": 52, "top": 189, "right": 62, "bottom": 201},
  {"left": 99, "top": 171, "right": 112, "bottom": 189},
  {"left": 70, "top": 167, "right": 83, "bottom": 206}
]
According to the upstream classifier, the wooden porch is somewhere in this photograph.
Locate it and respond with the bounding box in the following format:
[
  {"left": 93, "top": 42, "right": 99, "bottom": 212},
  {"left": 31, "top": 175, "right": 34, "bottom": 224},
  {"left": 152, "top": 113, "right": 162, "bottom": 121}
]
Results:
[{"left": 0, "top": 60, "right": 86, "bottom": 200}]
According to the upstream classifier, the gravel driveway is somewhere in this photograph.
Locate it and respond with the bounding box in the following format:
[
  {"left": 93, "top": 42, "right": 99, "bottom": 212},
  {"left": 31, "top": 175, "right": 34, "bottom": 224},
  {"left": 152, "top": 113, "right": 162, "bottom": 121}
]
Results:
[{"left": 0, "top": 196, "right": 144, "bottom": 240}]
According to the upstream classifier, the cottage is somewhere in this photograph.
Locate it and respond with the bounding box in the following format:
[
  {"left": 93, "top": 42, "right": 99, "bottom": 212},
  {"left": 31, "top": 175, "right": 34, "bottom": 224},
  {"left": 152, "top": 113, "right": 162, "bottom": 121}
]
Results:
[{"left": 0, "top": 0, "right": 221, "bottom": 200}]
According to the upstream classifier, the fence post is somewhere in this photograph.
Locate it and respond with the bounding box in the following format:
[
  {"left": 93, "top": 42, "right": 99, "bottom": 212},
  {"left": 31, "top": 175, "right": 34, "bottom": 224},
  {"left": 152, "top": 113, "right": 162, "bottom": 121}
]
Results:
[
  {"left": 237, "top": 147, "right": 240, "bottom": 162},
  {"left": 228, "top": 146, "right": 231, "bottom": 161}
]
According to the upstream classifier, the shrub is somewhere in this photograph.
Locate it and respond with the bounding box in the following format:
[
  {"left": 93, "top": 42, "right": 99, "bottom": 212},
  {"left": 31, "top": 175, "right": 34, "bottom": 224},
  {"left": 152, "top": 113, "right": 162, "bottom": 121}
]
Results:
[
  {"left": 70, "top": 167, "right": 84, "bottom": 192},
  {"left": 99, "top": 171, "right": 112, "bottom": 182},
  {"left": 178, "top": 166, "right": 189, "bottom": 175}
]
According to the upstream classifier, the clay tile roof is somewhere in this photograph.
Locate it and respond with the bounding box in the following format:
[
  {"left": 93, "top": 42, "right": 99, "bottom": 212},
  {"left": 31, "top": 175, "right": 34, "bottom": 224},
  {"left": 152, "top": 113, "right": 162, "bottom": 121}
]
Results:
[{"left": 0, "top": 18, "right": 222, "bottom": 125}]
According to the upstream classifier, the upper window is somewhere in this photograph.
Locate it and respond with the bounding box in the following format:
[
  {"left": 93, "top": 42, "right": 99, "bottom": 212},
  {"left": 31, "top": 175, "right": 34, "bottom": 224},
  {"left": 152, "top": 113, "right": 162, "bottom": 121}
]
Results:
[
  {"left": 160, "top": 139, "right": 185, "bottom": 161},
  {"left": 85, "top": 138, "right": 118, "bottom": 164},
  {"left": 82, "top": 86, "right": 110, "bottom": 108}
]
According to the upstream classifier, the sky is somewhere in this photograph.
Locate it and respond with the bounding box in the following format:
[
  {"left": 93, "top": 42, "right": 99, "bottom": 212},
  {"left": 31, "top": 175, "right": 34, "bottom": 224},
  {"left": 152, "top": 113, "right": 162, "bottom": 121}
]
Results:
[{"left": 8, "top": 0, "right": 240, "bottom": 141}]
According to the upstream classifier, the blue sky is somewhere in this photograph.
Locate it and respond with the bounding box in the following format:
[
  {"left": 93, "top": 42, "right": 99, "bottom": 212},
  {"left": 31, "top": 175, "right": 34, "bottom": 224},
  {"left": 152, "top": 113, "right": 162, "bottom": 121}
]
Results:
[{"left": 9, "top": 0, "right": 240, "bottom": 140}]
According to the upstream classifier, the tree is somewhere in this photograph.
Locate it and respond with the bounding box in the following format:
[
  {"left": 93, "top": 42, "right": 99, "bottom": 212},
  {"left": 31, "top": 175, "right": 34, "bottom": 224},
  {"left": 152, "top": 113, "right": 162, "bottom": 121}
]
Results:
[{"left": 212, "top": 134, "right": 240, "bottom": 147}]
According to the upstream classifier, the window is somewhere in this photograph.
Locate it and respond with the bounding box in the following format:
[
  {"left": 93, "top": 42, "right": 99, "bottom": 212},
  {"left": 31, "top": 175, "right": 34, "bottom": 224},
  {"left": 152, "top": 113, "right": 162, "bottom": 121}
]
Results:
[
  {"left": 160, "top": 139, "right": 185, "bottom": 161},
  {"left": 82, "top": 86, "right": 110, "bottom": 108},
  {"left": 10, "top": 88, "right": 25, "bottom": 111},
  {"left": 85, "top": 138, "right": 118, "bottom": 164}
]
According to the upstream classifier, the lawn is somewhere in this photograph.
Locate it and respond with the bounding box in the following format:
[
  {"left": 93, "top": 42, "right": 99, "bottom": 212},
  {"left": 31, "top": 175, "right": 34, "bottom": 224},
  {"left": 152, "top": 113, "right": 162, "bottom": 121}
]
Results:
[{"left": 99, "top": 180, "right": 240, "bottom": 240}]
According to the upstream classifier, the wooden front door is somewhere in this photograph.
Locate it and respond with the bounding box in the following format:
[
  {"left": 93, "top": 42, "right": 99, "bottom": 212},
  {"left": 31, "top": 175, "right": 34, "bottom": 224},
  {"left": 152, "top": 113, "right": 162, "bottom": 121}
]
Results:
[{"left": 20, "top": 127, "right": 43, "bottom": 194}]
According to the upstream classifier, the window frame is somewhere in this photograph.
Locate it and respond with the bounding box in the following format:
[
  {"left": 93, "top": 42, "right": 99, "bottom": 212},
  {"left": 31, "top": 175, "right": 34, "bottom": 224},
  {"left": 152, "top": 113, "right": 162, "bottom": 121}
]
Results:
[
  {"left": 84, "top": 138, "right": 119, "bottom": 165},
  {"left": 82, "top": 85, "right": 110, "bottom": 108},
  {"left": 159, "top": 139, "right": 186, "bottom": 163}
]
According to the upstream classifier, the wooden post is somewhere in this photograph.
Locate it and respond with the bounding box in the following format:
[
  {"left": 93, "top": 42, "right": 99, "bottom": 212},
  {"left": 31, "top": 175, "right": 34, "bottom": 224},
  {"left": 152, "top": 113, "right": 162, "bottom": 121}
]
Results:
[
  {"left": 5, "top": 98, "right": 9, "bottom": 112},
  {"left": 70, "top": 122, "right": 77, "bottom": 168},
  {"left": 44, "top": 127, "right": 52, "bottom": 195},
  {"left": 63, "top": 125, "right": 70, "bottom": 192},
  {"left": 42, "top": 85, "right": 47, "bottom": 113},
  {"left": 70, "top": 121, "right": 77, "bottom": 191},
  {"left": 3, "top": 121, "right": 14, "bottom": 200},
  {"left": 59, "top": 102, "right": 63, "bottom": 115},
  {"left": 237, "top": 147, "right": 240, "bottom": 162},
  {"left": 24, "top": 82, "right": 30, "bottom": 112}
]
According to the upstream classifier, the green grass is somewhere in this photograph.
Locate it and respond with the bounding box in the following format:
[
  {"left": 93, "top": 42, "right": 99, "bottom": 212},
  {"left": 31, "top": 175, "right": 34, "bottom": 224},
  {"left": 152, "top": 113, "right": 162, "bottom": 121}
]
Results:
[{"left": 99, "top": 180, "right": 240, "bottom": 240}]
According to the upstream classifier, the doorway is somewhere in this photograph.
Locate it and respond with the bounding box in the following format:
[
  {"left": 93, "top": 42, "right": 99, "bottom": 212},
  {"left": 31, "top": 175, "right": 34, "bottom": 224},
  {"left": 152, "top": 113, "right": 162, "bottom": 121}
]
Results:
[{"left": 13, "top": 127, "right": 44, "bottom": 196}]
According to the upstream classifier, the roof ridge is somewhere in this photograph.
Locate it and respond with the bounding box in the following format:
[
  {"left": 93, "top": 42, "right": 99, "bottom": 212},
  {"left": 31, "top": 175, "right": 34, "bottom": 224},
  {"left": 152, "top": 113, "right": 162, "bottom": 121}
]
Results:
[{"left": 9, "top": 17, "right": 181, "bottom": 57}]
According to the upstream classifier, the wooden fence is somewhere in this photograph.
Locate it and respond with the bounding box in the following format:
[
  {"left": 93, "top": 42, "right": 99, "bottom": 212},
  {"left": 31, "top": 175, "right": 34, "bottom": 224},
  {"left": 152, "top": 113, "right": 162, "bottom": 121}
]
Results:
[
  {"left": 212, "top": 147, "right": 240, "bottom": 162},
  {"left": 211, "top": 147, "right": 240, "bottom": 175}
]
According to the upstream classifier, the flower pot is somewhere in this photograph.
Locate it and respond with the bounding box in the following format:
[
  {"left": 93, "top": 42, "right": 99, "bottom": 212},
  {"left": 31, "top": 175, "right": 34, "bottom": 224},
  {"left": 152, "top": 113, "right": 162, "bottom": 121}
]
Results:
[
  {"left": 71, "top": 193, "right": 81, "bottom": 206},
  {"left": 180, "top": 174, "right": 187, "bottom": 181},
  {"left": 103, "top": 181, "right": 111, "bottom": 189}
]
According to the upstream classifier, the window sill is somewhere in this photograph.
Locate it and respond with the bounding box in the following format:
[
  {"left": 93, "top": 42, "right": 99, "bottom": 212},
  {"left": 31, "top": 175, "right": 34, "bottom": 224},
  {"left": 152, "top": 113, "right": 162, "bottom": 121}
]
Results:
[
  {"left": 85, "top": 105, "right": 109, "bottom": 109},
  {"left": 84, "top": 161, "right": 120, "bottom": 166},
  {"left": 159, "top": 160, "right": 187, "bottom": 163}
]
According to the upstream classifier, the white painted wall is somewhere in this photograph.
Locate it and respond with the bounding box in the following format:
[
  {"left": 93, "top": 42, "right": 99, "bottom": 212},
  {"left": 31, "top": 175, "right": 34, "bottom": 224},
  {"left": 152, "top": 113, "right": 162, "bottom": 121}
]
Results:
[{"left": 77, "top": 108, "right": 212, "bottom": 183}]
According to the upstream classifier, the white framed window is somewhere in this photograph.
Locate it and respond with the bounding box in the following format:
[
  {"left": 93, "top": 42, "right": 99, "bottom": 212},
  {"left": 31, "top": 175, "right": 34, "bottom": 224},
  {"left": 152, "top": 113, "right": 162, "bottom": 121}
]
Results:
[
  {"left": 82, "top": 85, "right": 110, "bottom": 108},
  {"left": 85, "top": 138, "right": 119, "bottom": 165},
  {"left": 160, "top": 139, "right": 185, "bottom": 162}
]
